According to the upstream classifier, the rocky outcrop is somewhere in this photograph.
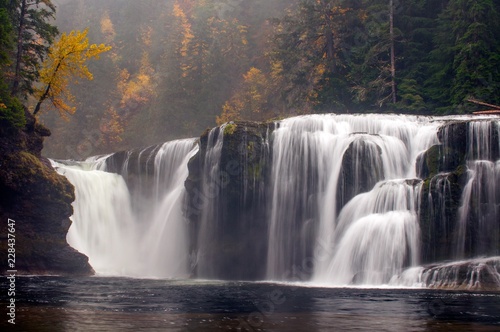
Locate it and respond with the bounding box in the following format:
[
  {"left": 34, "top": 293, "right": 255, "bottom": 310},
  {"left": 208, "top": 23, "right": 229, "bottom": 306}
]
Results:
[
  {"left": 419, "top": 257, "right": 500, "bottom": 291},
  {"left": 102, "top": 144, "right": 163, "bottom": 213},
  {"left": 0, "top": 111, "right": 93, "bottom": 276},
  {"left": 418, "top": 119, "right": 500, "bottom": 264},
  {"left": 336, "top": 136, "right": 384, "bottom": 213},
  {"left": 185, "top": 121, "right": 271, "bottom": 280}
]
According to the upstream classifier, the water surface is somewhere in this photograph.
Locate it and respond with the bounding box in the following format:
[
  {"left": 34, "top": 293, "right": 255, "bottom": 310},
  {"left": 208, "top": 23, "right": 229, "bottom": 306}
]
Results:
[{"left": 1, "top": 277, "right": 499, "bottom": 331}]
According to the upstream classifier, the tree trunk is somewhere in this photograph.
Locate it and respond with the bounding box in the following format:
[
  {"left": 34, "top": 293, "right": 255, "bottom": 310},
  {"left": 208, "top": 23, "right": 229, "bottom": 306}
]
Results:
[
  {"left": 389, "top": 0, "right": 397, "bottom": 104},
  {"left": 34, "top": 57, "right": 65, "bottom": 115},
  {"left": 11, "top": 0, "right": 27, "bottom": 96},
  {"left": 320, "top": 0, "right": 336, "bottom": 73},
  {"left": 467, "top": 98, "right": 500, "bottom": 110},
  {"left": 33, "top": 83, "right": 50, "bottom": 115}
]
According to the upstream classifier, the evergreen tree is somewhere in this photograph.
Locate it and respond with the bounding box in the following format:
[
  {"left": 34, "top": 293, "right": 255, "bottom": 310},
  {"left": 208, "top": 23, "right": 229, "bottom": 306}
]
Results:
[
  {"left": 393, "top": 0, "right": 447, "bottom": 113},
  {"left": 427, "top": 0, "right": 500, "bottom": 113},
  {"left": 349, "top": 0, "right": 399, "bottom": 109},
  {"left": 9, "top": 0, "right": 58, "bottom": 98},
  {"left": 0, "top": 0, "right": 24, "bottom": 129},
  {"left": 268, "top": 0, "right": 358, "bottom": 113}
]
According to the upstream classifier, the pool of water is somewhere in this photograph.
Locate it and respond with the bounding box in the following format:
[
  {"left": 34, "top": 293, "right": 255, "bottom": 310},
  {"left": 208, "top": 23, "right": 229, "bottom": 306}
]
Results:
[{"left": 1, "top": 277, "right": 499, "bottom": 331}]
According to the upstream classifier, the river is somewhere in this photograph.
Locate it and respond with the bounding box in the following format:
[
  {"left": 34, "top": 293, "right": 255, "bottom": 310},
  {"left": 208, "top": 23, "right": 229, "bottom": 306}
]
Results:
[{"left": 1, "top": 276, "right": 499, "bottom": 331}]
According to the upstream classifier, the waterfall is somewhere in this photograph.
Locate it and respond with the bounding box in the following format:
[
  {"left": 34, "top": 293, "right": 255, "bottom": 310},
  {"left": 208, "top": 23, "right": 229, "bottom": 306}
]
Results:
[
  {"left": 53, "top": 138, "right": 197, "bottom": 278},
  {"left": 456, "top": 160, "right": 500, "bottom": 258},
  {"left": 314, "top": 180, "right": 422, "bottom": 285},
  {"left": 265, "top": 114, "right": 440, "bottom": 283},
  {"left": 452, "top": 120, "right": 500, "bottom": 258},
  {"left": 54, "top": 161, "right": 137, "bottom": 275},
  {"left": 195, "top": 125, "right": 227, "bottom": 278},
  {"left": 52, "top": 114, "right": 500, "bottom": 288}
]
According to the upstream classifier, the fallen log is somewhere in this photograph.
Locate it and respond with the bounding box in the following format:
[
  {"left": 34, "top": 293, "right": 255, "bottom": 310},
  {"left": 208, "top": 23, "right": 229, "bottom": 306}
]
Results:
[
  {"left": 467, "top": 98, "right": 500, "bottom": 110},
  {"left": 473, "top": 110, "right": 500, "bottom": 115}
]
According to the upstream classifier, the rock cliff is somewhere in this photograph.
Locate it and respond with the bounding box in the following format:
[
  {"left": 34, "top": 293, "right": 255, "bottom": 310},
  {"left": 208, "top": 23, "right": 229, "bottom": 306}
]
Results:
[{"left": 0, "top": 111, "right": 93, "bottom": 276}]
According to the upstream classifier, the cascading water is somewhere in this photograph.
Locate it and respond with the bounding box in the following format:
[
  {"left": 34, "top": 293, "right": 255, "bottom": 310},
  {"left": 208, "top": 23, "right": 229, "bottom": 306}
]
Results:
[
  {"left": 53, "top": 113, "right": 500, "bottom": 289},
  {"left": 315, "top": 180, "right": 422, "bottom": 285},
  {"left": 53, "top": 160, "right": 137, "bottom": 275},
  {"left": 53, "top": 138, "right": 198, "bottom": 278},
  {"left": 192, "top": 122, "right": 271, "bottom": 280},
  {"left": 266, "top": 114, "right": 440, "bottom": 283},
  {"left": 263, "top": 115, "right": 500, "bottom": 287},
  {"left": 391, "top": 118, "right": 500, "bottom": 288},
  {"left": 195, "top": 125, "right": 227, "bottom": 278},
  {"left": 457, "top": 121, "right": 500, "bottom": 258}
]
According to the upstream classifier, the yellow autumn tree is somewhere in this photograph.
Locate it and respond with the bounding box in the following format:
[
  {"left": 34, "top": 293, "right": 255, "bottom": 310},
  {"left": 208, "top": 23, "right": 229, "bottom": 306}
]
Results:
[
  {"left": 217, "top": 67, "right": 270, "bottom": 125},
  {"left": 33, "top": 28, "right": 111, "bottom": 117}
]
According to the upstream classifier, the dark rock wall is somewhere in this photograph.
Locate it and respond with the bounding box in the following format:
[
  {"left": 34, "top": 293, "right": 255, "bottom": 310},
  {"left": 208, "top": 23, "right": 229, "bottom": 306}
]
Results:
[
  {"left": 185, "top": 121, "right": 271, "bottom": 280},
  {"left": 0, "top": 111, "right": 93, "bottom": 276},
  {"left": 337, "top": 137, "right": 384, "bottom": 214},
  {"left": 185, "top": 118, "right": 499, "bottom": 281},
  {"left": 418, "top": 120, "right": 500, "bottom": 263}
]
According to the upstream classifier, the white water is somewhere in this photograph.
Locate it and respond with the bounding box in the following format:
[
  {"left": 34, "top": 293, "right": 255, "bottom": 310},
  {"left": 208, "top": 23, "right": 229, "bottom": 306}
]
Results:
[
  {"left": 52, "top": 114, "right": 500, "bottom": 289},
  {"left": 196, "top": 125, "right": 227, "bottom": 278},
  {"left": 314, "top": 180, "right": 422, "bottom": 285},
  {"left": 265, "top": 114, "right": 441, "bottom": 283},
  {"left": 391, "top": 257, "right": 500, "bottom": 290},
  {"left": 456, "top": 160, "right": 500, "bottom": 258},
  {"left": 54, "top": 163, "right": 137, "bottom": 275},
  {"left": 53, "top": 138, "right": 197, "bottom": 278}
]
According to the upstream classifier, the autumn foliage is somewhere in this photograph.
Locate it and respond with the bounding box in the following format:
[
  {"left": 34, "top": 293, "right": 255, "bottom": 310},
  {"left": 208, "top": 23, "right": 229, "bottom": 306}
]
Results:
[{"left": 34, "top": 29, "right": 111, "bottom": 117}]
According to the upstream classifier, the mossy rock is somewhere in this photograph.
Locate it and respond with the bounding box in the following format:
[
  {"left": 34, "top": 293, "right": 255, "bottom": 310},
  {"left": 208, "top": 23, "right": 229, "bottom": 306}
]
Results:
[
  {"left": 185, "top": 120, "right": 272, "bottom": 280},
  {"left": 0, "top": 115, "right": 93, "bottom": 276}
]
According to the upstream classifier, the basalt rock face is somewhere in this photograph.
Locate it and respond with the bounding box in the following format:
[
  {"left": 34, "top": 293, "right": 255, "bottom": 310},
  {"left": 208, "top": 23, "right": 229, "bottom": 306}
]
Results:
[
  {"left": 0, "top": 111, "right": 93, "bottom": 276},
  {"left": 418, "top": 119, "right": 500, "bottom": 265},
  {"left": 185, "top": 121, "right": 272, "bottom": 280},
  {"left": 103, "top": 144, "right": 163, "bottom": 213},
  {"left": 336, "top": 137, "right": 384, "bottom": 214}
]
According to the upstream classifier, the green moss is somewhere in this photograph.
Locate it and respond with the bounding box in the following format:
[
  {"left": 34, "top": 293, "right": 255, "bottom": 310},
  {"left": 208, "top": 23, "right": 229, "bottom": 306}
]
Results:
[
  {"left": 424, "top": 145, "right": 441, "bottom": 177},
  {"left": 224, "top": 123, "right": 237, "bottom": 135},
  {"left": 247, "top": 141, "right": 255, "bottom": 152},
  {"left": 3, "top": 151, "right": 74, "bottom": 203},
  {"left": 247, "top": 162, "right": 263, "bottom": 180}
]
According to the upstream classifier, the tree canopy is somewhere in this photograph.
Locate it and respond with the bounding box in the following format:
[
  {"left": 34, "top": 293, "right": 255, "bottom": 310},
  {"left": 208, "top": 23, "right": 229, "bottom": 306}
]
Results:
[
  {"left": 1, "top": 0, "right": 498, "bottom": 157},
  {"left": 9, "top": 0, "right": 58, "bottom": 98},
  {"left": 33, "top": 28, "right": 111, "bottom": 117}
]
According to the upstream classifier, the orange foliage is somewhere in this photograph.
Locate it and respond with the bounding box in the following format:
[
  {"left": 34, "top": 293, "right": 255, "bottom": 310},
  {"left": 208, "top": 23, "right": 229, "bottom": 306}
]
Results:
[
  {"left": 217, "top": 67, "right": 271, "bottom": 125},
  {"left": 173, "top": 2, "right": 194, "bottom": 57},
  {"left": 100, "top": 106, "right": 124, "bottom": 149},
  {"left": 100, "top": 11, "right": 116, "bottom": 43}
]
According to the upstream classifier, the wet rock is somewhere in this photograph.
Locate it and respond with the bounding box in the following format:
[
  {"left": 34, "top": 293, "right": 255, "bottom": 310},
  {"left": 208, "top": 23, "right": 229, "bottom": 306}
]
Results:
[
  {"left": 420, "top": 257, "right": 500, "bottom": 291},
  {"left": 337, "top": 137, "right": 383, "bottom": 213},
  {"left": 185, "top": 121, "right": 272, "bottom": 280},
  {"left": 0, "top": 111, "right": 93, "bottom": 276}
]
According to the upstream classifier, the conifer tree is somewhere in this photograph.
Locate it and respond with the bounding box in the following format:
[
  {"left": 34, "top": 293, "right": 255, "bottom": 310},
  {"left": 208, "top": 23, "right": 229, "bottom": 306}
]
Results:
[
  {"left": 9, "top": 0, "right": 58, "bottom": 98},
  {"left": 427, "top": 0, "right": 500, "bottom": 112},
  {"left": 0, "top": 0, "right": 24, "bottom": 128}
]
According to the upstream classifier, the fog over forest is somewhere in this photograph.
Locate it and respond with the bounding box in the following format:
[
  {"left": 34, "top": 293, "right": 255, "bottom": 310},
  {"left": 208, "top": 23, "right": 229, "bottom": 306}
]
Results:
[{"left": 40, "top": 0, "right": 500, "bottom": 159}]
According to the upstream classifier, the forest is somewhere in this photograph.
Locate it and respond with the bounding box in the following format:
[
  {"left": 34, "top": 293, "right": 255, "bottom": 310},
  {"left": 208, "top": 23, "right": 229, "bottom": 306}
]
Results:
[{"left": 1, "top": 0, "right": 500, "bottom": 159}]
